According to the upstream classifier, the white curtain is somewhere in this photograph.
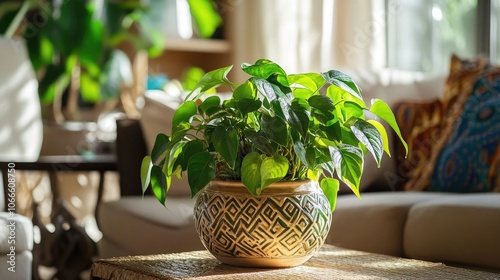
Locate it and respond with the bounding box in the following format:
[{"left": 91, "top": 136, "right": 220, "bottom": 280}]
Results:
[{"left": 230, "top": 0, "right": 386, "bottom": 81}]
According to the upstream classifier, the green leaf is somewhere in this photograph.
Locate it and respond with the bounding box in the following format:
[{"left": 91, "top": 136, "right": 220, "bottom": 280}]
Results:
[
  {"left": 308, "top": 95, "right": 335, "bottom": 112},
  {"left": 0, "top": 9, "right": 17, "bottom": 36},
  {"left": 252, "top": 77, "right": 291, "bottom": 103},
  {"left": 233, "top": 80, "right": 256, "bottom": 100},
  {"left": 293, "top": 140, "right": 313, "bottom": 169},
  {"left": 285, "top": 103, "right": 307, "bottom": 136},
  {"left": 320, "top": 178, "right": 340, "bottom": 212},
  {"left": 38, "top": 64, "right": 68, "bottom": 104},
  {"left": 212, "top": 126, "right": 239, "bottom": 169},
  {"left": 319, "top": 122, "right": 341, "bottom": 141},
  {"left": 105, "top": 1, "right": 132, "bottom": 38},
  {"left": 288, "top": 73, "right": 326, "bottom": 99},
  {"left": 25, "top": 28, "right": 54, "bottom": 72},
  {"left": 343, "top": 101, "right": 365, "bottom": 120},
  {"left": 330, "top": 145, "right": 364, "bottom": 197},
  {"left": 187, "top": 65, "right": 233, "bottom": 99},
  {"left": 252, "top": 78, "right": 276, "bottom": 102},
  {"left": 25, "top": 25, "right": 43, "bottom": 71},
  {"left": 305, "top": 146, "right": 317, "bottom": 169},
  {"left": 151, "top": 134, "right": 170, "bottom": 163},
  {"left": 39, "top": 35, "right": 54, "bottom": 69},
  {"left": 322, "top": 70, "right": 362, "bottom": 100},
  {"left": 245, "top": 130, "right": 274, "bottom": 155},
  {"left": 352, "top": 119, "right": 383, "bottom": 166},
  {"left": 172, "top": 101, "right": 197, "bottom": 130},
  {"left": 241, "top": 152, "right": 262, "bottom": 195},
  {"left": 187, "top": 151, "right": 215, "bottom": 197},
  {"left": 150, "top": 165, "right": 167, "bottom": 205},
  {"left": 267, "top": 95, "right": 306, "bottom": 137},
  {"left": 179, "top": 140, "right": 205, "bottom": 170},
  {"left": 171, "top": 122, "right": 191, "bottom": 143},
  {"left": 162, "top": 141, "right": 186, "bottom": 190},
  {"left": 199, "top": 95, "right": 221, "bottom": 115},
  {"left": 58, "top": 0, "right": 88, "bottom": 55},
  {"left": 291, "top": 99, "right": 310, "bottom": 135},
  {"left": 78, "top": 14, "right": 104, "bottom": 75},
  {"left": 80, "top": 73, "right": 100, "bottom": 103},
  {"left": 242, "top": 59, "right": 289, "bottom": 87},
  {"left": 187, "top": 0, "right": 222, "bottom": 38},
  {"left": 236, "top": 98, "right": 262, "bottom": 115},
  {"left": 367, "top": 119, "right": 391, "bottom": 157},
  {"left": 369, "top": 98, "right": 408, "bottom": 156},
  {"left": 260, "top": 155, "right": 288, "bottom": 192},
  {"left": 261, "top": 114, "right": 288, "bottom": 146},
  {"left": 140, "top": 156, "right": 153, "bottom": 195},
  {"left": 312, "top": 109, "right": 338, "bottom": 127}
]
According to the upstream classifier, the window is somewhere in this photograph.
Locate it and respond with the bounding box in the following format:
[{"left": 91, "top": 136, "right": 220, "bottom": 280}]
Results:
[
  {"left": 387, "top": 0, "right": 500, "bottom": 73},
  {"left": 494, "top": 0, "right": 500, "bottom": 63}
]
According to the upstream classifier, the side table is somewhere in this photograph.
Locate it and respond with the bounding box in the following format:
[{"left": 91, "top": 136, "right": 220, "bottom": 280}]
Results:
[
  {"left": 0, "top": 154, "right": 117, "bottom": 222},
  {"left": 1, "top": 155, "right": 117, "bottom": 279},
  {"left": 91, "top": 244, "right": 500, "bottom": 279}
]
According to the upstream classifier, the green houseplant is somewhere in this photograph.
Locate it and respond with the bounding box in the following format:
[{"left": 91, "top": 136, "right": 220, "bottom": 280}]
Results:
[{"left": 141, "top": 59, "right": 408, "bottom": 267}]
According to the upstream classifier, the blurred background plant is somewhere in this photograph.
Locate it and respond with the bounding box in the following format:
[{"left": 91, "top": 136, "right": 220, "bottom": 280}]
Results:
[{"left": 0, "top": 0, "right": 222, "bottom": 123}]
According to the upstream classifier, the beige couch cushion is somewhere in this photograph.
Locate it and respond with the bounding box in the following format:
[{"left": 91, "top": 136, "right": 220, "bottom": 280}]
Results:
[
  {"left": 326, "top": 192, "right": 452, "bottom": 256},
  {"left": 404, "top": 193, "right": 500, "bottom": 269},
  {"left": 98, "top": 196, "right": 204, "bottom": 257}
]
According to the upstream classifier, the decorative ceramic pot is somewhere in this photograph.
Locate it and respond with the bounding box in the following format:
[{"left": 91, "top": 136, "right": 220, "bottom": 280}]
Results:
[{"left": 193, "top": 180, "right": 332, "bottom": 268}]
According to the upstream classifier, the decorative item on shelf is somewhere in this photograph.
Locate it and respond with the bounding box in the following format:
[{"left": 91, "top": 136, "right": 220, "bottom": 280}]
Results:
[{"left": 141, "top": 59, "right": 408, "bottom": 267}]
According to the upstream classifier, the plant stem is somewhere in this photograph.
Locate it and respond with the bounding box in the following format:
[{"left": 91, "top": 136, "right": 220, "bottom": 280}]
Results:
[
  {"left": 53, "top": 80, "right": 65, "bottom": 124},
  {"left": 66, "top": 64, "right": 81, "bottom": 121},
  {"left": 5, "top": 0, "right": 32, "bottom": 38}
]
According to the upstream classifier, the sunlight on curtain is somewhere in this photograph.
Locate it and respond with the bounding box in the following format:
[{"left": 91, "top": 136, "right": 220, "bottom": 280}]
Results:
[
  {"left": 332, "top": 0, "right": 386, "bottom": 70},
  {"left": 230, "top": 0, "right": 386, "bottom": 81}
]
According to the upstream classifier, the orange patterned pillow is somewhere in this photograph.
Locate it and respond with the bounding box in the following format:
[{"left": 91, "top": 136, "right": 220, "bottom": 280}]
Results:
[{"left": 392, "top": 99, "right": 443, "bottom": 190}]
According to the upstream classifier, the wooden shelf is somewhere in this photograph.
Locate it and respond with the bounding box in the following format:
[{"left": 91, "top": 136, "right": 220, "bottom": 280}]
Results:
[{"left": 164, "top": 38, "right": 231, "bottom": 53}]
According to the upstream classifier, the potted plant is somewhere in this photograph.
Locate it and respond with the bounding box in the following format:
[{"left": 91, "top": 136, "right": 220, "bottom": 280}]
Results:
[
  {"left": 141, "top": 59, "right": 408, "bottom": 267},
  {"left": 0, "top": 0, "right": 222, "bottom": 123}
]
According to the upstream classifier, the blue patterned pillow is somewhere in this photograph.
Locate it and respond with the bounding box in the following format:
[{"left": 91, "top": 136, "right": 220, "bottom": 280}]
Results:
[{"left": 428, "top": 68, "right": 500, "bottom": 192}]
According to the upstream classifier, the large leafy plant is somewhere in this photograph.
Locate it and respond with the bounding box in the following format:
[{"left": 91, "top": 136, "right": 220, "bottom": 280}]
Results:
[
  {"left": 0, "top": 0, "right": 222, "bottom": 121},
  {"left": 141, "top": 59, "right": 408, "bottom": 211}
]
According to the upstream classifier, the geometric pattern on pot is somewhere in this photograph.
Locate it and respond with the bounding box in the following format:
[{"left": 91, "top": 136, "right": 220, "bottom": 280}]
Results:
[{"left": 194, "top": 181, "right": 332, "bottom": 261}]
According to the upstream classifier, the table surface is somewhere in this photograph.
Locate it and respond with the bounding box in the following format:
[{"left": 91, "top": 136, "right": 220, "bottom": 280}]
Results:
[
  {"left": 0, "top": 154, "right": 117, "bottom": 171},
  {"left": 91, "top": 244, "right": 500, "bottom": 280}
]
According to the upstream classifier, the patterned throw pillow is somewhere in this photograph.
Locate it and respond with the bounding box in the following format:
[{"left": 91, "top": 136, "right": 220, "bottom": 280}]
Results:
[
  {"left": 394, "top": 55, "right": 500, "bottom": 192},
  {"left": 392, "top": 99, "right": 443, "bottom": 190}
]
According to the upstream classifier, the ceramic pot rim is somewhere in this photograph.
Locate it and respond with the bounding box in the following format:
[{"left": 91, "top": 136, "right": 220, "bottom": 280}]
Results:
[{"left": 206, "top": 179, "right": 321, "bottom": 195}]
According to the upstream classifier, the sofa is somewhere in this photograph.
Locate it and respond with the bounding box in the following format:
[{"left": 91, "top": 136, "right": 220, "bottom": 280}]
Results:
[
  {"left": 98, "top": 55, "right": 500, "bottom": 273},
  {"left": 328, "top": 55, "right": 500, "bottom": 272}
]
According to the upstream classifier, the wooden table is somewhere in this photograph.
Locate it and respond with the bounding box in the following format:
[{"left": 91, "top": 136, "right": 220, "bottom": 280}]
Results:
[
  {"left": 91, "top": 244, "right": 499, "bottom": 279},
  {"left": 0, "top": 154, "right": 117, "bottom": 221}
]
